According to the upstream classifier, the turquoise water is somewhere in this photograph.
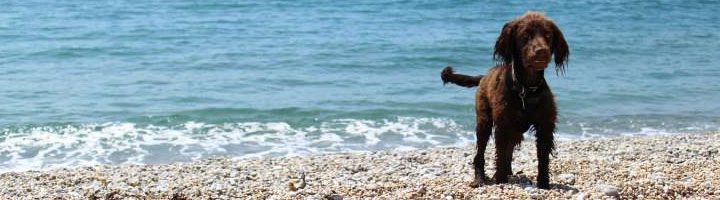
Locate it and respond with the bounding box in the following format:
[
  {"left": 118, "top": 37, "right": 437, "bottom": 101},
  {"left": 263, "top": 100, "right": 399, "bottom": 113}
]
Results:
[{"left": 1, "top": 1, "right": 719, "bottom": 171}]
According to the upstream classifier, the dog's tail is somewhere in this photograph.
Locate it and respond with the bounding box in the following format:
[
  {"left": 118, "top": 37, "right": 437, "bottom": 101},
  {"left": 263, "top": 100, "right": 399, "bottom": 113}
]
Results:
[{"left": 441, "top": 66, "right": 483, "bottom": 88}]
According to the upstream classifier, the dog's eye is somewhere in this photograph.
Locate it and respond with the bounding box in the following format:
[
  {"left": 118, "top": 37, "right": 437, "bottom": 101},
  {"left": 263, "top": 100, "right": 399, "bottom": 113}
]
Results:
[{"left": 523, "top": 35, "right": 531, "bottom": 41}]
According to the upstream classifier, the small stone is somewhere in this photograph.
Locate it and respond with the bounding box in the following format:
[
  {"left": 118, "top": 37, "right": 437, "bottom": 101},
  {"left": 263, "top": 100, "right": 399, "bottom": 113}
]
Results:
[
  {"left": 288, "top": 181, "right": 297, "bottom": 191},
  {"left": 324, "top": 194, "right": 343, "bottom": 200},
  {"left": 597, "top": 184, "right": 619, "bottom": 197},
  {"left": 525, "top": 188, "right": 542, "bottom": 199},
  {"left": 558, "top": 173, "right": 576, "bottom": 185},
  {"left": 574, "top": 192, "right": 588, "bottom": 200},
  {"left": 681, "top": 176, "right": 693, "bottom": 182},
  {"left": 417, "top": 187, "right": 427, "bottom": 196}
]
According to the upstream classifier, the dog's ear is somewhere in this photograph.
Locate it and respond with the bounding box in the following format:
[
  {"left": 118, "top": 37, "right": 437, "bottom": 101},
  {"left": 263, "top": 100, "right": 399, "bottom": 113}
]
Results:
[
  {"left": 550, "top": 22, "right": 569, "bottom": 74},
  {"left": 494, "top": 21, "right": 516, "bottom": 66}
]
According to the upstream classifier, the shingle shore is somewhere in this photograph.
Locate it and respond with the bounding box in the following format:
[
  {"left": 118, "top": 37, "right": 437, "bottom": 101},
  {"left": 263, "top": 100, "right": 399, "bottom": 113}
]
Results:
[{"left": 1, "top": 133, "right": 718, "bottom": 199}]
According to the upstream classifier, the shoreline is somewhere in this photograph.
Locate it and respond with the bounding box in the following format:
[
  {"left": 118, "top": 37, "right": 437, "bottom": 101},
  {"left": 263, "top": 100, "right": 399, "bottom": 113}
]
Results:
[{"left": 1, "top": 133, "right": 719, "bottom": 199}]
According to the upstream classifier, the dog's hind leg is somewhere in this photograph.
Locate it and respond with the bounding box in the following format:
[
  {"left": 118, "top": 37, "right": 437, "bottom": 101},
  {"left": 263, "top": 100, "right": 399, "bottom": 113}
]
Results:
[
  {"left": 469, "top": 92, "right": 493, "bottom": 188},
  {"left": 469, "top": 104, "right": 492, "bottom": 188}
]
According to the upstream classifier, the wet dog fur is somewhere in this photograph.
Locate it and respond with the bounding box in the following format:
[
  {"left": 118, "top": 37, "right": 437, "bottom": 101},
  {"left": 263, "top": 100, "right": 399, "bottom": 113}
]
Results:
[{"left": 440, "top": 11, "right": 569, "bottom": 189}]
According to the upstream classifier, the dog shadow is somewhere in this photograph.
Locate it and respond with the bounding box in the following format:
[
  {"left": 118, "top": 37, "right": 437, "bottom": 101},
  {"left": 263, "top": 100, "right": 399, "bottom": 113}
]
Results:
[{"left": 507, "top": 173, "right": 580, "bottom": 193}]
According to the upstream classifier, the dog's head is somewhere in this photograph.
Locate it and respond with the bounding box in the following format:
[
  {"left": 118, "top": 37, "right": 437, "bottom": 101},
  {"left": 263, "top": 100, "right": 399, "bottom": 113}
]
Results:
[{"left": 494, "top": 11, "right": 569, "bottom": 74}]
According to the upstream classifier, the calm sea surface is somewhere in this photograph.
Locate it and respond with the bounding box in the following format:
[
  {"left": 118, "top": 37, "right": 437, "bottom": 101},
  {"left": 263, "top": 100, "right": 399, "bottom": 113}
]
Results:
[{"left": 1, "top": 1, "right": 718, "bottom": 171}]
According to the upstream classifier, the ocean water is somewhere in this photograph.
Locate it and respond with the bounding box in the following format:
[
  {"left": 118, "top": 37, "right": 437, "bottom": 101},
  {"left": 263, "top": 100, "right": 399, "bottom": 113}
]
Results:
[{"left": 1, "top": 1, "right": 719, "bottom": 172}]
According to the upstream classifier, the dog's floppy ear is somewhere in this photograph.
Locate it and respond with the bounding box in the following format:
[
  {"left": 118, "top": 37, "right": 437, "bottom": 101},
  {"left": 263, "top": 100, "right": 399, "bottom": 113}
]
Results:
[
  {"left": 550, "top": 22, "right": 569, "bottom": 74},
  {"left": 494, "top": 21, "right": 516, "bottom": 65}
]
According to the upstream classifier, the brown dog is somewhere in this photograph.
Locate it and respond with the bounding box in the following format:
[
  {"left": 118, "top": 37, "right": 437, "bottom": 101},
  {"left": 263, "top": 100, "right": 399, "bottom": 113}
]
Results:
[{"left": 441, "top": 11, "right": 569, "bottom": 189}]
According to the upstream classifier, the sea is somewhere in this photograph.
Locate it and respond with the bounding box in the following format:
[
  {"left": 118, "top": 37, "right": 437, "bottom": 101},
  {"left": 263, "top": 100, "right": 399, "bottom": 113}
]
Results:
[{"left": 1, "top": 1, "right": 718, "bottom": 172}]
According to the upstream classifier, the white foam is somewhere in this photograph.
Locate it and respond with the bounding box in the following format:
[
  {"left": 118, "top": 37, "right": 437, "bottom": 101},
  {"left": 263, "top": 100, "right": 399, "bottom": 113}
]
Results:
[
  {"left": 0, "top": 117, "right": 473, "bottom": 172},
  {"left": 2, "top": 117, "right": 704, "bottom": 172}
]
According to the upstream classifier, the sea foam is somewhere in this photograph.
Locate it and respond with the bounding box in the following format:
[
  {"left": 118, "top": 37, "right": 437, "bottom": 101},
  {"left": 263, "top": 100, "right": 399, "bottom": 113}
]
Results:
[{"left": 0, "top": 117, "right": 472, "bottom": 172}]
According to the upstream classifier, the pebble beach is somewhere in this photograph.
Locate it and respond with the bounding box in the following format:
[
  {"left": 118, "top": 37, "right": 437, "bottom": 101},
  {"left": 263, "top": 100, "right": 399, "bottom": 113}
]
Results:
[
  {"left": 1, "top": 133, "right": 719, "bottom": 199},
  {"left": 3, "top": 1, "right": 720, "bottom": 200}
]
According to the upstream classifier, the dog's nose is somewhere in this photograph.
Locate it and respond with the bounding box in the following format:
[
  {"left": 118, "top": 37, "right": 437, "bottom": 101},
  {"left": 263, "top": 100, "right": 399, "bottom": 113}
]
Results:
[{"left": 534, "top": 48, "right": 550, "bottom": 59}]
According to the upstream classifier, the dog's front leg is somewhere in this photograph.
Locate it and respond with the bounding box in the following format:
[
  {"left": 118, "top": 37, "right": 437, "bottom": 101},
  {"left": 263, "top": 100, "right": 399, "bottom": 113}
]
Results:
[
  {"left": 492, "top": 127, "right": 519, "bottom": 184},
  {"left": 534, "top": 123, "right": 555, "bottom": 189}
]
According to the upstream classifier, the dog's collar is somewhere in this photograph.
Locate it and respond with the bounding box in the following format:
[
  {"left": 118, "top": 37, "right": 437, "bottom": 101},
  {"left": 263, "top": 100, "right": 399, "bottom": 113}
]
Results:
[{"left": 507, "top": 62, "right": 546, "bottom": 111}]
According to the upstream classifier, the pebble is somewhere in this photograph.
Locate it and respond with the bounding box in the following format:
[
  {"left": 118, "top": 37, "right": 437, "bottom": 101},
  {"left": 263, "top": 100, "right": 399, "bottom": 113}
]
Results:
[
  {"left": 574, "top": 192, "right": 588, "bottom": 200},
  {"left": 324, "top": 194, "right": 343, "bottom": 200},
  {"left": 558, "top": 173, "right": 576, "bottom": 185},
  {"left": 597, "top": 184, "right": 619, "bottom": 198},
  {"left": 0, "top": 133, "right": 719, "bottom": 199}
]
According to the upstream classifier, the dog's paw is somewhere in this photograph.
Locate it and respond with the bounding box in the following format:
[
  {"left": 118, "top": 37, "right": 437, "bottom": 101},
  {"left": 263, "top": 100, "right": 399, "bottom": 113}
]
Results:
[
  {"left": 537, "top": 181, "right": 551, "bottom": 189},
  {"left": 468, "top": 180, "right": 481, "bottom": 188},
  {"left": 468, "top": 175, "right": 487, "bottom": 188},
  {"left": 536, "top": 175, "right": 551, "bottom": 189}
]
